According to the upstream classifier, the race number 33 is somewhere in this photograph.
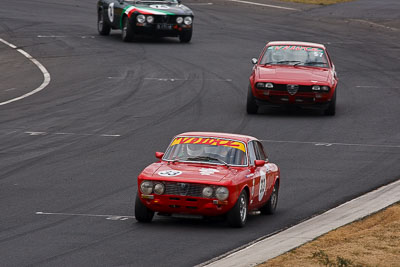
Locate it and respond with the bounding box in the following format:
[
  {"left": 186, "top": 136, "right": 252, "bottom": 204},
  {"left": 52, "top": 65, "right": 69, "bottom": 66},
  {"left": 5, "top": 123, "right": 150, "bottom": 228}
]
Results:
[{"left": 258, "top": 170, "right": 267, "bottom": 201}]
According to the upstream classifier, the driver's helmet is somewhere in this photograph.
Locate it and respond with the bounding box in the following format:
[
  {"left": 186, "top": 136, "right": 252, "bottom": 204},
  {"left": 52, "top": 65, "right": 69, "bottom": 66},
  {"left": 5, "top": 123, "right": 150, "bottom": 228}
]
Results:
[
  {"left": 271, "top": 49, "right": 285, "bottom": 62},
  {"left": 187, "top": 144, "right": 204, "bottom": 157}
]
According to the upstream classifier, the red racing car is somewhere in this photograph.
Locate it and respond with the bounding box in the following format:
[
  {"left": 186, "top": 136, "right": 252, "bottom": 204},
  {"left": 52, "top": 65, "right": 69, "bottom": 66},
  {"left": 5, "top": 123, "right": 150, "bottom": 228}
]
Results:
[
  {"left": 135, "top": 132, "right": 280, "bottom": 227},
  {"left": 247, "top": 41, "right": 338, "bottom": 115}
]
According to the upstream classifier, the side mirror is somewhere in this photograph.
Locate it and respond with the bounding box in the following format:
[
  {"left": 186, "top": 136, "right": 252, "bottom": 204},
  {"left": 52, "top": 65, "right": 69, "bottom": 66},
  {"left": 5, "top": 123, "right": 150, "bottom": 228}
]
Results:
[
  {"left": 155, "top": 152, "right": 164, "bottom": 159},
  {"left": 254, "top": 160, "right": 265, "bottom": 167},
  {"left": 251, "top": 58, "right": 258, "bottom": 64}
]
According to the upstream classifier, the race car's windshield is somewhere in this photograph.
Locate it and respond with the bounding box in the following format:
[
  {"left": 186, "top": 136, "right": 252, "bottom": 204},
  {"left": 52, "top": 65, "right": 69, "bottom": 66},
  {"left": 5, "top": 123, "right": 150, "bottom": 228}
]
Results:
[
  {"left": 261, "top": 45, "right": 329, "bottom": 68},
  {"left": 163, "top": 137, "right": 248, "bottom": 166}
]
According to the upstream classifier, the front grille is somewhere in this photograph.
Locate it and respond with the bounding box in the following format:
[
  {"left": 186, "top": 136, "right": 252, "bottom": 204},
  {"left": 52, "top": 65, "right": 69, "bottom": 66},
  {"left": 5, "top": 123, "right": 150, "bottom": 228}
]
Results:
[
  {"left": 272, "top": 84, "right": 314, "bottom": 92},
  {"left": 153, "top": 15, "right": 176, "bottom": 24},
  {"left": 164, "top": 182, "right": 213, "bottom": 197}
]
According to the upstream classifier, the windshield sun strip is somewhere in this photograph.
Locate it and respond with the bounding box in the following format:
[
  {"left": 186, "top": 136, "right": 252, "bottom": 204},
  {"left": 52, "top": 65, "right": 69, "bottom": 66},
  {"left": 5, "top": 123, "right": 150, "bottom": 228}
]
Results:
[{"left": 162, "top": 136, "right": 249, "bottom": 166}]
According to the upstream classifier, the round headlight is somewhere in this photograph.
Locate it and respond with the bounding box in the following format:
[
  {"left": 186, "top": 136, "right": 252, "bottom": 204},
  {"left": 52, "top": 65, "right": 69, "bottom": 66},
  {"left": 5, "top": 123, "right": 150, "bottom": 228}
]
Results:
[
  {"left": 154, "top": 183, "right": 165, "bottom": 195},
  {"left": 176, "top": 17, "right": 183, "bottom": 24},
  {"left": 256, "top": 82, "right": 265, "bottom": 89},
  {"left": 202, "top": 186, "right": 213, "bottom": 198},
  {"left": 215, "top": 187, "right": 229, "bottom": 201},
  {"left": 183, "top": 16, "right": 192, "bottom": 25},
  {"left": 146, "top": 15, "right": 154, "bottom": 23},
  {"left": 140, "top": 181, "right": 153, "bottom": 194},
  {"left": 265, "top": 82, "right": 274, "bottom": 88},
  {"left": 137, "top": 14, "right": 145, "bottom": 23},
  {"left": 312, "top": 85, "right": 321, "bottom": 91},
  {"left": 321, "top": 86, "right": 330, "bottom": 92}
]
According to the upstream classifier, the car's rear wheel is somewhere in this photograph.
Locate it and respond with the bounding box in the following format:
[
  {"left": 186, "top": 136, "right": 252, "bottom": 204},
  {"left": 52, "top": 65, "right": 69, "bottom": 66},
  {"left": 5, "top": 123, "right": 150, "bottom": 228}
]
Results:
[
  {"left": 98, "top": 9, "right": 111, "bottom": 36},
  {"left": 179, "top": 29, "right": 192, "bottom": 43},
  {"left": 121, "top": 16, "right": 134, "bottom": 42},
  {"left": 260, "top": 182, "right": 279, "bottom": 215},
  {"left": 324, "top": 90, "right": 336, "bottom": 116},
  {"left": 227, "top": 190, "right": 248, "bottom": 228},
  {"left": 135, "top": 192, "right": 154, "bottom": 223},
  {"left": 247, "top": 85, "right": 259, "bottom": 114}
]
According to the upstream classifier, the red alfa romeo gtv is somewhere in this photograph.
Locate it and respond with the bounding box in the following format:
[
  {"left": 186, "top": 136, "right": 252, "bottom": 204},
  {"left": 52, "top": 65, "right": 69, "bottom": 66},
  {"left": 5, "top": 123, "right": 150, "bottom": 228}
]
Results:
[
  {"left": 135, "top": 132, "right": 280, "bottom": 227},
  {"left": 247, "top": 41, "right": 338, "bottom": 115}
]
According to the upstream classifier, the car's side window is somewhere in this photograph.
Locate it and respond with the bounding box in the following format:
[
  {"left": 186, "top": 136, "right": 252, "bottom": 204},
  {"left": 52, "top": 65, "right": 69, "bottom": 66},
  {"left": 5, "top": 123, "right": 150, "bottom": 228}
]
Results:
[
  {"left": 248, "top": 141, "right": 257, "bottom": 166},
  {"left": 254, "top": 141, "right": 268, "bottom": 161}
]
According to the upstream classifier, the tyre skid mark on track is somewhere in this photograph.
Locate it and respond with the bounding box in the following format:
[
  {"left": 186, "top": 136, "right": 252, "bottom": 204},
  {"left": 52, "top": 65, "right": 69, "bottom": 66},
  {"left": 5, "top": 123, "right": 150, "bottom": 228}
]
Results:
[
  {"left": 228, "top": 0, "right": 299, "bottom": 11},
  {"left": 29, "top": 228, "right": 134, "bottom": 266},
  {"left": 260, "top": 139, "right": 400, "bottom": 149}
]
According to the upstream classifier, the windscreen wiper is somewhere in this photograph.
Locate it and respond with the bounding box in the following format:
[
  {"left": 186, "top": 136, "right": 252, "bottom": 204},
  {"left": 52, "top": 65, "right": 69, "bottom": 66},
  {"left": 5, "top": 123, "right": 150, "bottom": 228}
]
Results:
[
  {"left": 264, "top": 60, "right": 302, "bottom": 66},
  {"left": 170, "top": 157, "right": 188, "bottom": 164},
  {"left": 304, "top": 61, "right": 328, "bottom": 66},
  {"left": 187, "top": 156, "right": 230, "bottom": 168}
]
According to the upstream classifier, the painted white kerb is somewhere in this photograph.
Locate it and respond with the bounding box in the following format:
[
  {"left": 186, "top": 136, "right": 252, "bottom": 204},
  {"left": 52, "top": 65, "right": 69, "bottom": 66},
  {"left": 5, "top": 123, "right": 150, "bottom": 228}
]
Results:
[
  {"left": 200, "top": 179, "right": 400, "bottom": 267},
  {"left": 0, "top": 38, "right": 51, "bottom": 106}
]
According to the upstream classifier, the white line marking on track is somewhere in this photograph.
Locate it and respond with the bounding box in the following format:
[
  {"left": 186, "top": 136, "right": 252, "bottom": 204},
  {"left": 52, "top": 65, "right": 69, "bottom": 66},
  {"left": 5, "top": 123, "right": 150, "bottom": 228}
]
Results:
[
  {"left": 5, "top": 88, "right": 17, "bottom": 91},
  {"left": 23, "top": 131, "right": 121, "bottom": 137},
  {"left": 0, "top": 38, "right": 51, "bottom": 106},
  {"left": 36, "top": 211, "right": 135, "bottom": 220},
  {"left": 355, "top": 85, "right": 379, "bottom": 88},
  {"left": 37, "top": 35, "right": 96, "bottom": 39},
  {"left": 186, "top": 2, "right": 213, "bottom": 5},
  {"left": 228, "top": 0, "right": 299, "bottom": 11},
  {"left": 144, "top": 78, "right": 232, "bottom": 82},
  {"left": 260, "top": 139, "right": 400, "bottom": 149},
  {"left": 37, "top": 35, "right": 66, "bottom": 38},
  {"left": 25, "top": 131, "right": 48, "bottom": 136}
]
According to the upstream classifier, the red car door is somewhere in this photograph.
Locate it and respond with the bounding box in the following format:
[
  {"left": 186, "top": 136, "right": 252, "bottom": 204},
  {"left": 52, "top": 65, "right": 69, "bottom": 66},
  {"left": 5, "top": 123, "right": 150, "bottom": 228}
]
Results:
[
  {"left": 248, "top": 141, "right": 270, "bottom": 207},
  {"left": 254, "top": 141, "right": 273, "bottom": 204}
]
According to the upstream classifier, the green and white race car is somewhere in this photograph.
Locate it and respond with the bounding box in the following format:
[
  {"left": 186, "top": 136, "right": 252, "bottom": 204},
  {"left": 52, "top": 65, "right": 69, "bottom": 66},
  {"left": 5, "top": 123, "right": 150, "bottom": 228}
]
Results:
[{"left": 97, "top": 0, "right": 193, "bottom": 42}]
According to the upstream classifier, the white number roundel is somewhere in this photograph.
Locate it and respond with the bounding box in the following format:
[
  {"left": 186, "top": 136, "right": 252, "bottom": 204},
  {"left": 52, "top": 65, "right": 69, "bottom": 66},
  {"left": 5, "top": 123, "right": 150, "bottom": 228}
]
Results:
[
  {"left": 108, "top": 3, "right": 114, "bottom": 23},
  {"left": 258, "top": 170, "right": 266, "bottom": 201}
]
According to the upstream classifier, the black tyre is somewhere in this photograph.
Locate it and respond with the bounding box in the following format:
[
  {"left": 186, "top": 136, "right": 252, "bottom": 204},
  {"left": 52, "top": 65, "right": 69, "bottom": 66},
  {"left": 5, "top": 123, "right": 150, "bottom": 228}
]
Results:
[
  {"left": 227, "top": 190, "right": 248, "bottom": 228},
  {"left": 97, "top": 9, "right": 111, "bottom": 36},
  {"left": 134, "top": 193, "right": 154, "bottom": 223},
  {"left": 179, "top": 29, "right": 192, "bottom": 43},
  {"left": 246, "top": 85, "right": 258, "bottom": 114},
  {"left": 324, "top": 90, "right": 336, "bottom": 116},
  {"left": 121, "top": 16, "right": 134, "bottom": 42},
  {"left": 260, "top": 183, "right": 279, "bottom": 215}
]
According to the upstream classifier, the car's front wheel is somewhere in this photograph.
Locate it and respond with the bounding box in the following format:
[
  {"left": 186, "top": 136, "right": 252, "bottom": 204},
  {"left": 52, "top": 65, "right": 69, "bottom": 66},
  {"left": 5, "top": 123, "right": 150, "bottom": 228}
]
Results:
[
  {"left": 97, "top": 9, "right": 111, "bottom": 36},
  {"left": 260, "top": 182, "right": 279, "bottom": 215},
  {"left": 135, "top": 193, "right": 154, "bottom": 223},
  {"left": 247, "top": 85, "right": 259, "bottom": 114},
  {"left": 227, "top": 190, "right": 248, "bottom": 228},
  {"left": 324, "top": 90, "right": 336, "bottom": 116},
  {"left": 121, "top": 16, "right": 134, "bottom": 42},
  {"left": 179, "top": 29, "right": 192, "bottom": 43}
]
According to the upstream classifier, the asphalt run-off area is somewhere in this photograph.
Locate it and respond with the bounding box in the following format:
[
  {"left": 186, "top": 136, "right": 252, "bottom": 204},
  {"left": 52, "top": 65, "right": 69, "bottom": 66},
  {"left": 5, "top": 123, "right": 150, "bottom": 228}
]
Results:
[{"left": 0, "top": 0, "right": 399, "bottom": 266}]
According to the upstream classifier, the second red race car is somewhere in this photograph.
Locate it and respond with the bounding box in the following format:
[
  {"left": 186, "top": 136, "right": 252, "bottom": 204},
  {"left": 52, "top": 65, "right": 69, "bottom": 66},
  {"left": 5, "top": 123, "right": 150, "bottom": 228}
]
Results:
[
  {"left": 247, "top": 41, "right": 338, "bottom": 115},
  {"left": 134, "top": 132, "right": 280, "bottom": 227}
]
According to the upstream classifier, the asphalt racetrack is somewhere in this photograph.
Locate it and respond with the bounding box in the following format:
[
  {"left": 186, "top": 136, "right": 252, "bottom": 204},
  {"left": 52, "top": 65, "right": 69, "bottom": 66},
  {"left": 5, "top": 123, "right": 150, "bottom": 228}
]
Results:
[{"left": 0, "top": 0, "right": 399, "bottom": 266}]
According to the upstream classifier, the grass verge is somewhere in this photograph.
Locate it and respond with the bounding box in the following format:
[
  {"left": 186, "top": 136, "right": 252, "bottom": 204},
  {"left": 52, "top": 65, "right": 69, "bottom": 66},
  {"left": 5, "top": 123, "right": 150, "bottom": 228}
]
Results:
[{"left": 259, "top": 202, "right": 400, "bottom": 267}]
